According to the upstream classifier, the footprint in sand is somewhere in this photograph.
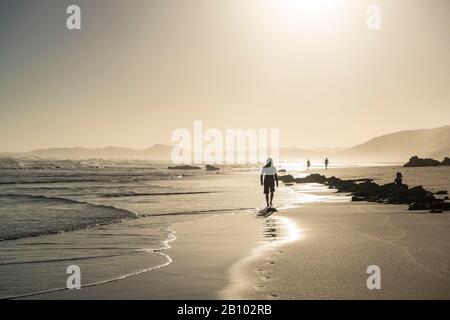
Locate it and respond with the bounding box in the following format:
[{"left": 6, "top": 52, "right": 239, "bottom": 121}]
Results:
[{"left": 268, "top": 293, "right": 278, "bottom": 299}]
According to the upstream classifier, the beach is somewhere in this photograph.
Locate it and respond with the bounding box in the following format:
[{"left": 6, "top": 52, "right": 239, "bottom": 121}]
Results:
[
  {"left": 225, "top": 202, "right": 450, "bottom": 299},
  {"left": 2, "top": 161, "right": 449, "bottom": 299},
  {"left": 26, "top": 200, "right": 450, "bottom": 300}
]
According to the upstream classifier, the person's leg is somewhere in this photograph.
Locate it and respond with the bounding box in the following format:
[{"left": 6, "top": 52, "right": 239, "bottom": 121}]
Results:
[
  {"left": 270, "top": 192, "right": 274, "bottom": 206},
  {"left": 265, "top": 193, "right": 269, "bottom": 207}
]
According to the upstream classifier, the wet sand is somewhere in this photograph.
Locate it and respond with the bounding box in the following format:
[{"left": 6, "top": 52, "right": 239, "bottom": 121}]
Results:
[{"left": 223, "top": 202, "right": 450, "bottom": 299}]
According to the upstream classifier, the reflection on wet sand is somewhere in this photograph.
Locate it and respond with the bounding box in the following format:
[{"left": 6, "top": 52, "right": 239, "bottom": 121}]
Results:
[{"left": 262, "top": 216, "right": 301, "bottom": 246}]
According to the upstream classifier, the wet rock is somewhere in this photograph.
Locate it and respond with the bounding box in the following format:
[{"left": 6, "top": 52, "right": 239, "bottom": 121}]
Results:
[
  {"left": 435, "top": 190, "right": 448, "bottom": 195},
  {"left": 205, "top": 164, "right": 220, "bottom": 171},
  {"left": 168, "top": 165, "right": 201, "bottom": 170},
  {"left": 442, "top": 157, "right": 450, "bottom": 166},
  {"left": 279, "top": 174, "right": 295, "bottom": 183},
  {"left": 288, "top": 173, "right": 448, "bottom": 212},
  {"left": 295, "top": 174, "right": 327, "bottom": 184}
]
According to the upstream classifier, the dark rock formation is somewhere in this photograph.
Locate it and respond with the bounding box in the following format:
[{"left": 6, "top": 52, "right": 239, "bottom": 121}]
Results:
[
  {"left": 205, "top": 164, "right": 220, "bottom": 171},
  {"left": 286, "top": 173, "right": 449, "bottom": 213},
  {"left": 403, "top": 156, "right": 441, "bottom": 167},
  {"left": 279, "top": 174, "right": 295, "bottom": 183},
  {"left": 277, "top": 169, "right": 287, "bottom": 173},
  {"left": 294, "top": 174, "right": 327, "bottom": 184},
  {"left": 435, "top": 190, "right": 448, "bottom": 195},
  {"left": 442, "top": 157, "right": 450, "bottom": 166},
  {"left": 168, "top": 165, "right": 201, "bottom": 170}
]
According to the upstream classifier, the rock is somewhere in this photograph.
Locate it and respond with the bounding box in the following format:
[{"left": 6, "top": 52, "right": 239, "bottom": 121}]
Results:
[
  {"left": 444, "top": 196, "right": 449, "bottom": 200},
  {"left": 294, "top": 174, "right": 327, "bottom": 184},
  {"left": 325, "top": 176, "right": 357, "bottom": 192},
  {"left": 406, "top": 185, "right": 435, "bottom": 203},
  {"left": 403, "top": 156, "right": 441, "bottom": 167},
  {"left": 284, "top": 171, "right": 444, "bottom": 212},
  {"left": 279, "top": 174, "right": 295, "bottom": 183},
  {"left": 429, "top": 201, "right": 450, "bottom": 211},
  {"left": 430, "top": 209, "right": 443, "bottom": 213},
  {"left": 442, "top": 157, "right": 450, "bottom": 166},
  {"left": 168, "top": 165, "right": 201, "bottom": 170},
  {"left": 409, "top": 202, "right": 430, "bottom": 211},
  {"left": 277, "top": 169, "right": 287, "bottom": 173},
  {"left": 435, "top": 190, "right": 448, "bottom": 195},
  {"left": 205, "top": 164, "right": 220, "bottom": 171},
  {"left": 348, "top": 178, "right": 374, "bottom": 183}
]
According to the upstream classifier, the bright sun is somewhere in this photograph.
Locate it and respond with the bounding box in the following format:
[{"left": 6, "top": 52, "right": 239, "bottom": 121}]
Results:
[{"left": 269, "top": 0, "right": 344, "bottom": 27}]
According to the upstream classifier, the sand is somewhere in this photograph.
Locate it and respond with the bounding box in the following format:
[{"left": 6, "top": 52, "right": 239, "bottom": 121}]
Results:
[
  {"left": 224, "top": 202, "right": 450, "bottom": 299},
  {"left": 25, "top": 201, "right": 450, "bottom": 300}
]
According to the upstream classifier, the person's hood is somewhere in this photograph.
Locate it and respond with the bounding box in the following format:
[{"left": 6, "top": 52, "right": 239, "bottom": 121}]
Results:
[{"left": 266, "top": 158, "right": 273, "bottom": 165}]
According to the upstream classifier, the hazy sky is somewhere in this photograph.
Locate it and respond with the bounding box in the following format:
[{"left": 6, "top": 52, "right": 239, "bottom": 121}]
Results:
[{"left": 1, "top": 0, "right": 449, "bottom": 152}]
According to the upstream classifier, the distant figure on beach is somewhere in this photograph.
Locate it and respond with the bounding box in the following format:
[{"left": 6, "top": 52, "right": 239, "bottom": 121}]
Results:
[
  {"left": 325, "top": 157, "right": 329, "bottom": 170},
  {"left": 394, "top": 172, "right": 404, "bottom": 190},
  {"left": 307, "top": 159, "right": 311, "bottom": 170},
  {"left": 260, "top": 157, "right": 279, "bottom": 208}
]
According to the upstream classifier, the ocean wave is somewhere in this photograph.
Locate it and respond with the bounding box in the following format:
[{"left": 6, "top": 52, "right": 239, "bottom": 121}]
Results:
[
  {"left": 0, "top": 194, "right": 138, "bottom": 241},
  {"left": 101, "top": 191, "right": 217, "bottom": 197},
  {"left": 1, "top": 225, "right": 177, "bottom": 300}
]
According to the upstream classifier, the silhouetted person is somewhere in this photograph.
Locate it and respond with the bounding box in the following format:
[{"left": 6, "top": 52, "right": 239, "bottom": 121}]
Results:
[
  {"left": 394, "top": 172, "right": 404, "bottom": 191},
  {"left": 260, "top": 157, "right": 279, "bottom": 208},
  {"left": 307, "top": 159, "right": 311, "bottom": 170},
  {"left": 325, "top": 157, "right": 329, "bottom": 170}
]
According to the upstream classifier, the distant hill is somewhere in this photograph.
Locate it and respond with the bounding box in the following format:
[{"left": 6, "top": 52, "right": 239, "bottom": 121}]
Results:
[
  {"left": 335, "top": 126, "right": 450, "bottom": 162},
  {"left": 1, "top": 126, "right": 448, "bottom": 163},
  {"left": 18, "top": 144, "right": 173, "bottom": 160}
]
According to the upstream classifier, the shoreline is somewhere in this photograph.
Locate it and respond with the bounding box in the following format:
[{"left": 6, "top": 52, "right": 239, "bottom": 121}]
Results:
[
  {"left": 23, "top": 211, "right": 264, "bottom": 299},
  {"left": 19, "top": 200, "right": 450, "bottom": 300}
]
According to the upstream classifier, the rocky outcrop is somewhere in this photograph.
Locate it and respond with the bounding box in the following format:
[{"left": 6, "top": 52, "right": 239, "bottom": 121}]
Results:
[
  {"left": 168, "top": 165, "right": 201, "bottom": 170},
  {"left": 294, "top": 173, "right": 327, "bottom": 184},
  {"left": 278, "top": 174, "right": 295, "bottom": 183},
  {"left": 288, "top": 173, "right": 449, "bottom": 213},
  {"left": 403, "top": 156, "right": 443, "bottom": 167},
  {"left": 442, "top": 157, "right": 450, "bottom": 166},
  {"left": 205, "top": 164, "right": 220, "bottom": 171}
]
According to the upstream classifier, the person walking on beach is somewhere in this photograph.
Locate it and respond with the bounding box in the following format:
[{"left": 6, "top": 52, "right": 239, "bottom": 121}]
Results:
[
  {"left": 325, "top": 157, "right": 329, "bottom": 170},
  {"left": 260, "top": 157, "right": 279, "bottom": 208},
  {"left": 307, "top": 159, "right": 311, "bottom": 170}
]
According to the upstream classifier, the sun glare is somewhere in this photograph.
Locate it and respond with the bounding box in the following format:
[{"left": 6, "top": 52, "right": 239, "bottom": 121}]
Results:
[{"left": 269, "top": 0, "right": 345, "bottom": 28}]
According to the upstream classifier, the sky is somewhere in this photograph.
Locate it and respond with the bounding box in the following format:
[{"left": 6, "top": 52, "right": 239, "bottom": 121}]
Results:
[{"left": 0, "top": 0, "right": 449, "bottom": 152}]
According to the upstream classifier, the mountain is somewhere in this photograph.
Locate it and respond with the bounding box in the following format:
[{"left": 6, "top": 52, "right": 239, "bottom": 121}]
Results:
[
  {"left": 335, "top": 125, "right": 450, "bottom": 162},
  {"left": 1, "top": 126, "right": 448, "bottom": 162}
]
